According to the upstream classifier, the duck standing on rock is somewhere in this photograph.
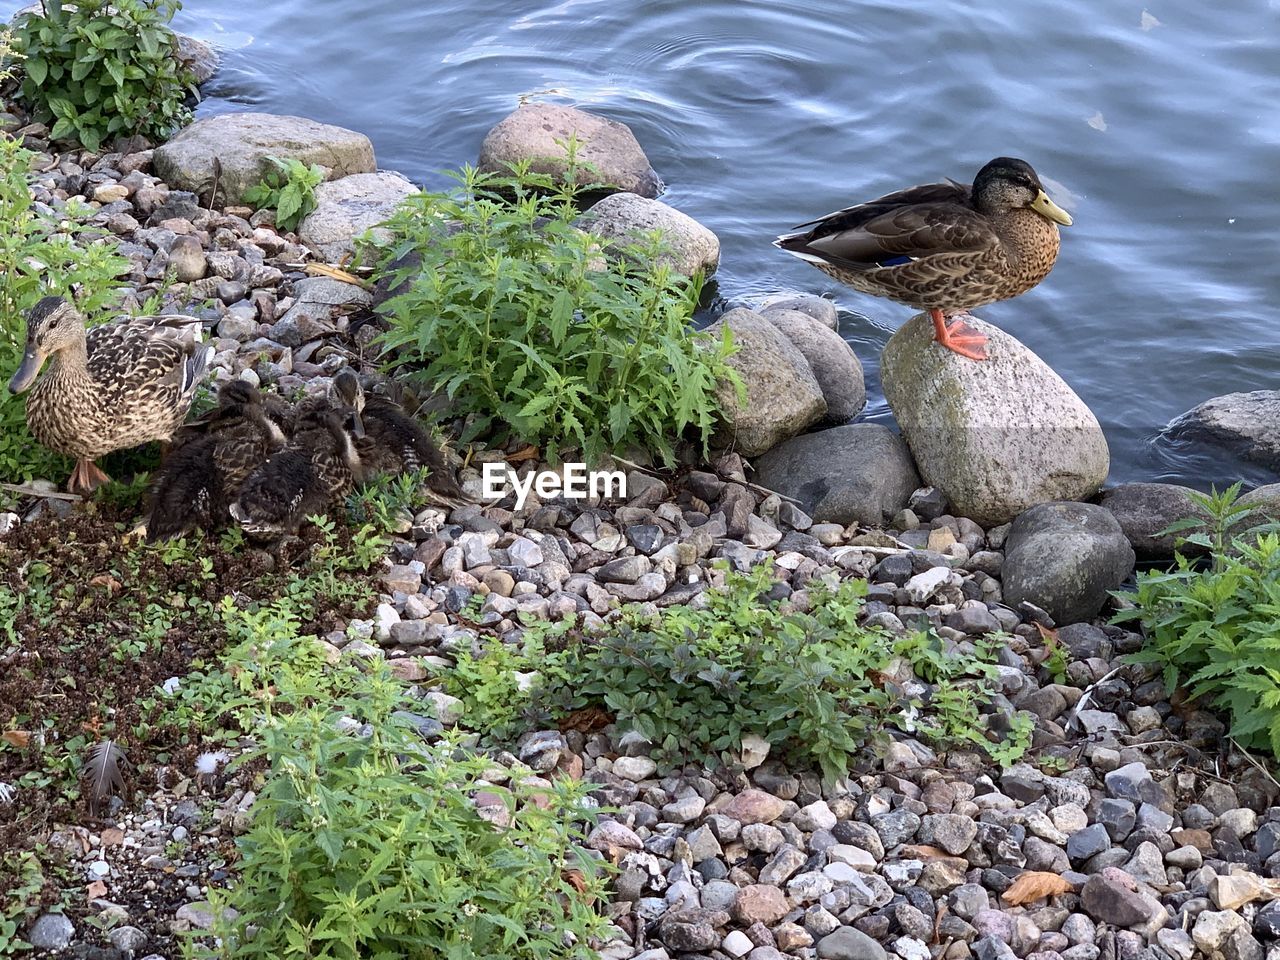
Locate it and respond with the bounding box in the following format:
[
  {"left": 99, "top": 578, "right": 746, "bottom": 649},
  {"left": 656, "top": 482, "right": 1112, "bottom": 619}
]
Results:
[
  {"left": 7, "top": 296, "right": 212, "bottom": 492},
  {"left": 774, "top": 157, "right": 1072, "bottom": 361}
]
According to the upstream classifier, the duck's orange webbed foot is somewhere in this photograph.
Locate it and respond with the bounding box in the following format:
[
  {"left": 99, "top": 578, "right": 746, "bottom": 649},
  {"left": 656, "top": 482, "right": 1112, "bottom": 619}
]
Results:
[
  {"left": 929, "top": 308, "right": 988, "bottom": 362},
  {"left": 67, "top": 459, "right": 112, "bottom": 495}
]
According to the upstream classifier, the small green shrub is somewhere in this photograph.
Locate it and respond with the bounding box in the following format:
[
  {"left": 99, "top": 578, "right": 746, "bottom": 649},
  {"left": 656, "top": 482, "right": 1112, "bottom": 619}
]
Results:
[
  {"left": 0, "top": 133, "right": 130, "bottom": 483},
  {"left": 0, "top": 851, "right": 43, "bottom": 956},
  {"left": 543, "top": 565, "right": 1023, "bottom": 780},
  {"left": 444, "top": 565, "right": 1026, "bottom": 781},
  {"left": 198, "top": 659, "right": 610, "bottom": 960},
  {"left": 440, "top": 637, "right": 546, "bottom": 744},
  {"left": 1118, "top": 485, "right": 1280, "bottom": 758},
  {"left": 11, "top": 0, "right": 195, "bottom": 152},
  {"left": 243, "top": 156, "right": 324, "bottom": 233},
  {"left": 376, "top": 157, "right": 739, "bottom": 465}
]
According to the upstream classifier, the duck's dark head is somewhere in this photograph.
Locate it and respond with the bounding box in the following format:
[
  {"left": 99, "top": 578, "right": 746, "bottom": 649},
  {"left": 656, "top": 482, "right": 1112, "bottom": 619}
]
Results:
[
  {"left": 973, "top": 158, "right": 1072, "bottom": 226},
  {"left": 9, "top": 296, "right": 85, "bottom": 395},
  {"left": 331, "top": 369, "right": 365, "bottom": 438},
  {"left": 217, "top": 379, "right": 262, "bottom": 412}
]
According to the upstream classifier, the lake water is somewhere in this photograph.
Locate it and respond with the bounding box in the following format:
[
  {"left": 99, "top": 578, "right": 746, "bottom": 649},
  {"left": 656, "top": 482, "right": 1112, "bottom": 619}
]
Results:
[{"left": 10, "top": 0, "right": 1280, "bottom": 487}]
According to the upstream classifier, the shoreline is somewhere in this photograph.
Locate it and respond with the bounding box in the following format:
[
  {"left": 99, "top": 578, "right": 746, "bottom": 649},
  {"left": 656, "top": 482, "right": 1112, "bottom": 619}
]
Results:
[{"left": 3, "top": 26, "right": 1280, "bottom": 960}]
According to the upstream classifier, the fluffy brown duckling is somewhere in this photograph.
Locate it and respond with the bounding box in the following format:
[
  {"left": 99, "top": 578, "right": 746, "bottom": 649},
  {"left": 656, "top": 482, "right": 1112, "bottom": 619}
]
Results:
[
  {"left": 331, "top": 369, "right": 465, "bottom": 500},
  {"left": 146, "top": 380, "right": 288, "bottom": 541},
  {"left": 229, "top": 396, "right": 362, "bottom": 538}
]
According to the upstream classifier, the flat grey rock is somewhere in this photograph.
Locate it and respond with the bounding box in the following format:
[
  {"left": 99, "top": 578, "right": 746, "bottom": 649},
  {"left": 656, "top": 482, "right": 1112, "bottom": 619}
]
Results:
[
  {"left": 298, "top": 171, "right": 417, "bottom": 263},
  {"left": 154, "top": 113, "right": 376, "bottom": 206},
  {"left": 754, "top": 424, "right": 919, "bottom": 526}
]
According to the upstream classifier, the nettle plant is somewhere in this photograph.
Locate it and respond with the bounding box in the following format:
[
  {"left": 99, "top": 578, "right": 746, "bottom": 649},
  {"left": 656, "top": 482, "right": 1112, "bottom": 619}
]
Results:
[
  {"left": 243, "top": 156, "right": 325, "bottom": 233},
  {"left": 441, "top": 564, "right": 1029, "bottom": 781},
  {"left": 1118, "top": 485, "right": 1280, "bottom": 759},
  {"left": 199, "top": 658, "right": 610, "bottom": 960},
  {"left": 12, "top": 0, "right": 196, "bottom": 152},
  {"left": 375, "top": 155, "right": 739, "bottom": 466}
]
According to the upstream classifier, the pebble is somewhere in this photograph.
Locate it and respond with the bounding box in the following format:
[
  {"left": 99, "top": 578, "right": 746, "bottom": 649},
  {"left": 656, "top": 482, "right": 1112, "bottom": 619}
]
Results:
[{"left": 28, "top": 913, "right": 75, "bottom": 952}]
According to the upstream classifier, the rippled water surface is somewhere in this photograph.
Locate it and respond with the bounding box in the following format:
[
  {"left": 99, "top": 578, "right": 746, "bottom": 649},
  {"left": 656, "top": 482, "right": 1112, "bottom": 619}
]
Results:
[{"left": 10, "top": 0, "right": 1280, "bottom": 485}]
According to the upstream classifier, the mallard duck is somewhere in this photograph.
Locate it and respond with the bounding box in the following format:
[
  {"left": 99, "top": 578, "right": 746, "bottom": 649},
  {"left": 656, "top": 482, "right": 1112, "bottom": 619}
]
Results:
[
  {"left": 7, "top": 296, "right": 212, "bottom": 491},
  {"left": 331, "top": 369, "right": 466, "bottom": 500},
  {"left": 146, "top": 380, "right": 289, "bottom": 541},
  {"left": 229, "top": 396, "right": 361, "bottom": 538},
  {"left": 774, "top": 157, "right": 1072, "bottom": 361}
]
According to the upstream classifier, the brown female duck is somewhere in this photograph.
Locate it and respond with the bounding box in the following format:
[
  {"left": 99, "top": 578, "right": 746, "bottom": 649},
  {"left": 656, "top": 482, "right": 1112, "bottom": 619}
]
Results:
[
  {"left": 8, "top": 296, "right": 211, "bottom": 491},
  {"left": 774, "top": 158, "right": 1072, "bottom": 360}
]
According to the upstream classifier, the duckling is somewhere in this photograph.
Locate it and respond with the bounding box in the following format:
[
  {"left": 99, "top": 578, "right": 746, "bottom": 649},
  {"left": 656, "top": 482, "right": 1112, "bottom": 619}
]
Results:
[
  {"left": 7, "top": 296, "right": 212, "bottom": 492},
  {"left": 229, "top": 398, "right": 362, "bottom": 538},
  {"left": 331, "top": 369, "right": 466, "bottom": 500},
  {"left": 175, "top": 379, "right": 295, "bottom": 446},
  {"left": 774, "top": 158, "right": 1072, "bottom": 361},
  {"left": 146, "top": 381, "right": 288, "bottom": 541}
]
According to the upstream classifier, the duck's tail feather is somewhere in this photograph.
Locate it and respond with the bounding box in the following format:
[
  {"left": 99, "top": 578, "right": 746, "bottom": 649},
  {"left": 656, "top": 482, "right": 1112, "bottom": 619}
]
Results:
[
  {"left": 773, "top": 231, "right": 832, "bottom": 264},
  {"left": 181, "top": 345, "right": 215, "bottom": 397}
]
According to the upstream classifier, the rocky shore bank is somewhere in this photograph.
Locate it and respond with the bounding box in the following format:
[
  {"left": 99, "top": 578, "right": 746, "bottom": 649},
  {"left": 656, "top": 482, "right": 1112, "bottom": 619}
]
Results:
[{"left": 3, "top": 32, "right": 1280, "bottom": 960}]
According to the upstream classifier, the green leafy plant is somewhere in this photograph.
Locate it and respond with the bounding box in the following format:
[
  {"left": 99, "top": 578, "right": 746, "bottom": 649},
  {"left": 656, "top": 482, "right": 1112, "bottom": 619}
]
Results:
[
  {"left": 243, "top": 156, "right": 324, "bottom": 232},
  {"left": 196, "top": 657, "right": 610, "bottom": 960},
  {"left": 376, "top": 155, "right": 739, "bottom": 465},
  {"left": 11, "top": 0, "right": 196, "bottom": 153},
  {"left": 0, "top": 851, "right": 43, "bottom": 956},
  {"left": 0, "top": 512, "right": 386, "bottom": 914},
  {"left": 440, "top": 636, "right": 548, "bottom": 744},
  {"left": 1118, "top": 485, "right": 1280, "bottom": 758},
  {"left": 0, "top": 133, "right": 131, "bottom": 482},
  {"left": 345, "top": 468, "right": 428, "bottom": 533},
  {"left": 447, "top": 565, "right": 1026, "bottom": 781}
]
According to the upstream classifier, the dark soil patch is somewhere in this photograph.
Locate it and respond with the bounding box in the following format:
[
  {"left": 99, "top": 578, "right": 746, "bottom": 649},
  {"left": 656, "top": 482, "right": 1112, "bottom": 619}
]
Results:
[{"left": 0, "top": 499, "right": 377, "bottom": 944}]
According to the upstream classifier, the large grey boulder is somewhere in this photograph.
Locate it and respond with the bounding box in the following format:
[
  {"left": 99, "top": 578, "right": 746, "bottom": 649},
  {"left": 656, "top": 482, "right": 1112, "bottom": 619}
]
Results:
[
  {"left": 576, "top": 192, "right": 718, "bottom": 278},
  {"left": 298, "top": 172, "right": 417, "bottom": 263},
  {"left": 762, "top": 309, "right": 865, "bottom": 422},
  {"left": 706, "top": 308, "right": 826, "bottom": 457},
  {"left": 1167, "top": 391, "right": 1280, "bottom": 473},
  {"left": 1233, "top": 485, "right": 1280, "bottom": 539},
  {"left": 1100, "top": 482, "right": 1209, "bottom": 558},
  {"left": 754, "top": 424, "right": 920, "bottom": 525},
  {"left": 154, "top": 113, "right": 376, "bottom": 206},
  {"left": 881, "top": 312, "right": 1110, "bottom": 526},
  {"left": 478, "top": 103, "right": 661, "bottom": 198},
  {"left": 1002, "top": 502, "right": 1135, "bottom": 625},
  {"left": 176, "top": 35, "right": 220, "bottom": 85}
]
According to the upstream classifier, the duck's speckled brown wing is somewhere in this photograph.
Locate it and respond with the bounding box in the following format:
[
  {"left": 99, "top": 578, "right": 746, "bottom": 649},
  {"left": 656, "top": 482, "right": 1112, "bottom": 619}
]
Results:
[{"left": 84, "top": 317, "right": 201, "bottom": 406}]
